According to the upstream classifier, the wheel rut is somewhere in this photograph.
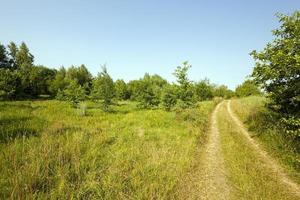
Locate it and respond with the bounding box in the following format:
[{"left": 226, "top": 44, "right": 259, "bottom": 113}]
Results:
[
  {"left": 198, "top": 102, "right": 230, "bottom": 200},
  {"left": 227, "top": 100, "right": 300, "bottom": 197}
]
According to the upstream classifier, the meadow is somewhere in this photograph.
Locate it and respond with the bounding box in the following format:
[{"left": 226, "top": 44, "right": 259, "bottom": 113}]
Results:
[
  {"left": 0, "top": 100, "right": 216, "bottom": 199},
  {"left": 217, "top": 99, "right": 299, "bottom": 199},
  {"left": 230, "top": 97, "right": 300, "bottom": 183}
]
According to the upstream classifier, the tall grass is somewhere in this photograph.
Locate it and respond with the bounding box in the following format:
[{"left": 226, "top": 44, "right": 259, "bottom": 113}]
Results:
[
  {"left": 0, "top": 100, "right": 215, "bottom": 199},
  {"left": 217, "top": 102, "right": 298, "bottom": 199},
  {"left": 230, "top": 96, "right": 300, "bottom": 183}
]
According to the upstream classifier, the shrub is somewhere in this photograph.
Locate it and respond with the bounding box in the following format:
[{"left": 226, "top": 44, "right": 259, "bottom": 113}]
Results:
[
  {"left": 161, "top": 85, "right": 177, "bottom": 111},
  {"left": 251, "top": 11, "right": 300, "bottom": 116}
]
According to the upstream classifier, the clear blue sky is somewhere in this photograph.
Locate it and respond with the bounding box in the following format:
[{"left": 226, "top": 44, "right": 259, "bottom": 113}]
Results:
[{"left": 1, "top": 0, "right": 299, "bottom": 89}]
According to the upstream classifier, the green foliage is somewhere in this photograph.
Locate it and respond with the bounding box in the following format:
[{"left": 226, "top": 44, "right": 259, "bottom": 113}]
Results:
[
  {"left": 161, "top": 85, "right": 177, "bottom": 111},
  {"left": 0, "top": 42, "right": 57, "bottom": 99},
  {"left": 65, "top": 64, "right": 92, "bottom": 90},
  {"left": 114, "top": 79, "right": 129, "bottom": 100},
  {"left": 235, "top": 80, "right": 261, "bottom": 97},
  {"left": 194, "top": 79, "right": 214, "bottom": 101},
  {"left": 0, "top": 42, "right": 236, "bottom": 112},
  {"left": 49, "top": 67, "right": 68, "bottom": 95},
  {"left": 127, "top": 80, "right": 140, "bottom": 100},
  {"left": 16, "top": 42, "right": 34, "bottom": 69},
  {"left": 92, "top": 66, "right": 115, "bottom": 111},
  {"left": 250, "top": 11, "right": 300, "bottom": 116},
  {"left": 63, "top": 80, "right": 86, "bottom": 106},
  {"left": 7, "top": 42, "right": 19, "bottom": 64},
  {"left": 173, "top": 61, "right": 194, "bottom": 107},
  {"left": 0, "top": 44, "right": 10, "bottom": 69},
  {"left": 281, "top": 116, "right": 300, "bottom": 138},
  {"left": 213, "top": 85, "right": 235, "bottom": 99},
  {"left": 29, "top": 65, "right": 56, "bottom": 96},
  {"left": 0, "top": 69, "right": 21, "bottom": 99},
  {"left": 135, "top": 74, "right": 167, "bottom": 108}
]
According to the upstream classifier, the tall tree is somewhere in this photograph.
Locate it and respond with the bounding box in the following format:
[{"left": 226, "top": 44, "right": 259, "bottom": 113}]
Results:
[
  {"left": 16, "top": 42, "right": 34, "bottom": 69},
  {"left": 49, "top": 67, "right": 67, "bottom": 96},
  {"left": 115, "top": 79, "right": 129, "bottom": 100},
  {"left": 7, "top": 42, "right": 18, "bottom": 70},
  {"left": 0, "top": 44, "right": 10, "bottom": 69},
  {"left": 251, "top": 11, "right": 300, "bottom": 116},
  {"left": 63, "top": 80, "right": 86, "bottom": 106},
  {"left": 92, "top": 66, "right": 115, "bottom": 111},
  {"left": 161, "top": 84, "right": 177, "bottom": 111},
  {"left": 173, "top": 61, "right": 194, "bottom": 107},
  {"left": 30, "top": 65, "right": 56, "bottom": 95},
  {"left": 0, "top": 69, "right": 21, "bottom": 99},
  {"left": 65, "top": 64, "right": 93, "bottom": 94},
  {"left": 194, "top": 79, "right": 214, "bottom": 101}
]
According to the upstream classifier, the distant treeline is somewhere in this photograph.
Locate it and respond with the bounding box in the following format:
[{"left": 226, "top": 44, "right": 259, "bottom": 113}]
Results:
[{"left": 0, "top": 42, "right": 261, "bottom": 110}]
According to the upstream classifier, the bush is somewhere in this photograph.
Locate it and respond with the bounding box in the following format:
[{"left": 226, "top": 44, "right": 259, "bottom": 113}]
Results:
[
  {"left": 251, "top": 11, "right": 300, "bottom": 116},
  {"left": 161, "top": 85, "right": 177, "bottom": 111},
  {"left": 281, "top": 116, "right": 300, "bottom": 138},
  {"left": 91, "top": 66, "right": 115, "bottom": 111},
  {"left": 56, "top": 80, "right": 86, "bottom": 106}
]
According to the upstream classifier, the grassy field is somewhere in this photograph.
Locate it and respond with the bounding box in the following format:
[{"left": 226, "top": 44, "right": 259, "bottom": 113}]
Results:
[
  {"left": 218, "top": 101, "right": 298, "bottom": 199},
  {"left": 230, "top": 96, "right": 300, "bottom": 183},
  {"left": 1, "top": 97, "right": 299, "bottom": 199},
  {"left": 0, "top": 100, "right": 215, "bottom": 199}
]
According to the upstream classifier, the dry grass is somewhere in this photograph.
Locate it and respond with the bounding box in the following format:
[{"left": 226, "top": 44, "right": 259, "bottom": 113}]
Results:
[
  {"left": 0, "top": 100, "right": 215, "bottom": 199},
  {"left": 218, "top": 100, "right": 299, "bottom": 199}
]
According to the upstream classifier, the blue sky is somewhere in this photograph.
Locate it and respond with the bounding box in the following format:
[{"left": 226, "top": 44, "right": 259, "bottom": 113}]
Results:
[{"left": 1, "top": 0, "right": 299, "bottom": 89}]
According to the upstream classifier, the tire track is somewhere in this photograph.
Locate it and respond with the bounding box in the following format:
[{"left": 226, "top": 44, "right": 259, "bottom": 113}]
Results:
[
  {"left": 198, "top": 102, "right": 230, "bottom": 200},
  {"left": 227, "top": 100, "right": 300, "bottom": 197},
  {"left": 175, "top": 102, "right": 230, "bottom": 200}
]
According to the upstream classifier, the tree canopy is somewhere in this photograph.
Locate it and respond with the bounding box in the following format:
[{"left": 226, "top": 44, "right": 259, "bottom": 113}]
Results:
[{"left": 251, "top": 11, "right": 300, "bottom": 137}]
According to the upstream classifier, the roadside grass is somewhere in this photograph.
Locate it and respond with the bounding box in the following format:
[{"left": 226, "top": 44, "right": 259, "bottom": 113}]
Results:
[
  {"left": 0, "top": 100, "right": 215, "bottom": 199},
  {"left": 218, "top": 102, "right": 298, "bottom": 200},
  {"left": 170, "top": 101, "right": 217, "bottom": 199},
  {"left": 230, "top": 96, "right": 300, "bottom": 183}
]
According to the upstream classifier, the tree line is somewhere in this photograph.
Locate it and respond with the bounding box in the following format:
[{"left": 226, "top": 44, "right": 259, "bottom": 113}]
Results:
[{"left": 0, "top": 43, "right": 261, "bottom": 111}]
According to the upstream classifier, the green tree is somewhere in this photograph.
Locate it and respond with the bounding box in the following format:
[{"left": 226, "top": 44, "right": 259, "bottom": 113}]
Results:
[
  {"left": 194, "top": 79, "right": 214, "bottom": 101},
  {"left": 173, "top": 61, "right": 194, "bottom": 107},
  {"left": 235, "top": 80, "right": 261, "bottom": 97},
  {"left": 92, "top": 66, "right": 115, "bottom": 111},
  {"left": 127, "top": 80, "right": 140, "bottom": 100},
  {"left": 65, "top": 64, "right": 93, "bottom": 95},
  {"left": 134, "top": 74, "right": 166, "bottom": 108},
  {"left": 0, "top": 69, "right": 21, "bottom": 99},
  {"left": 63, "top": 80, "right": 86, "bottom": 106},
  {"left": 16, "top": 42, "right": 34, "bottom": 69},
  {"left": 49, "top": 67, "right": 68, "bottom": 96},
  {"left": 213, "top": 85, "right": 234, "bottom": 99},
  {"left": 251, "top": 11, "right": 300, "bottom": 116},
  {"left": 14, "top": 42, "right": 35, "bottom": 97},
  {"left": 65, "top": 65, "right": 92, "bottom": 86},
  {"left": 30, "top": 65, "right": 56, "bottom": 95},
  {"left": 161, "top": 84, "right": 177, "bottom": 111},
  {"left": 115, "top": 79, "right": 129, "bottom": 100},
  {"left": 7, "top": 42, "right": 18, "bottom": 70},
  {"left": 0, "top": 44, "right": 10, "bottom": 69},
  {"left": 137, "top": 77, "right": 159, "bottom": 108}
]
